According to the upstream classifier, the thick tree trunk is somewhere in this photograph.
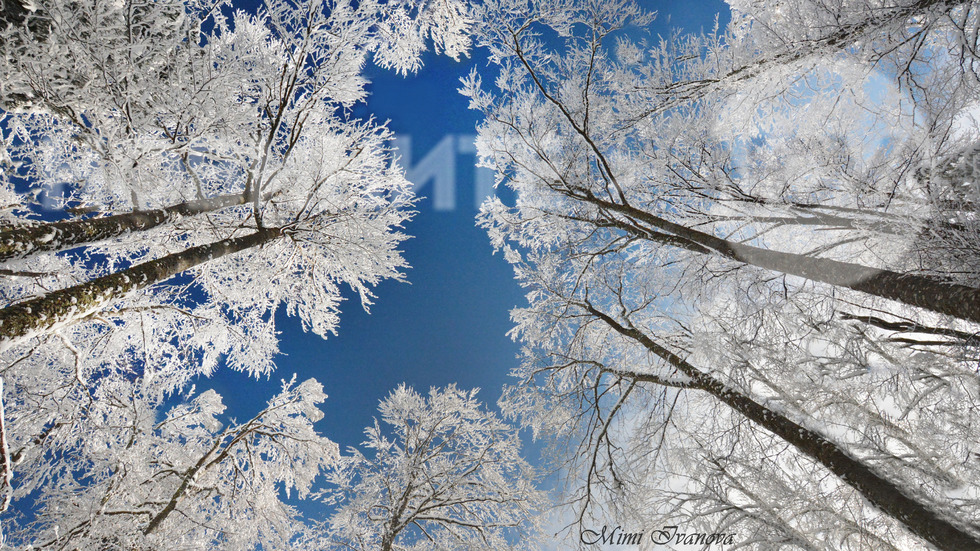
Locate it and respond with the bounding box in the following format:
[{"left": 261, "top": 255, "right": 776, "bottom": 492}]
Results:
[
  {"left": 699, "top": 374, "right": 980, "bottom": 551},
  {"left": 0, "top": 192, "right": 247, "bottom": 261},
  {"left": 723, "top": 238, "right": 980, "bottom": 325},
  {"left": 588, "top": 195, "right": 980, "bottom": 324},
  {"left": 0, "top": 227, "right": 280, "bottom": 351},
  {"left": 585, "top": 304, "right": 980, "bottom": 551}
]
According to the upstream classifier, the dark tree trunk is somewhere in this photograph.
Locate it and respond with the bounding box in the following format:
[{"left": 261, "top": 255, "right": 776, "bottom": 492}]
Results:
[
  {"left": 0, "top": 228, "right": 280, "bottom": 349},
  {"left": 588, "top": 195, "right": 980, "bottom": 324},
  {"left": 0, "top": 192, "right": 247, "bottom": 261},
  {"left": 697, "top": 373, "right": 980, "bottom": 551},
  {"left": 585, "top": 304, "right": 980, "bottom": 551},
  {"left": 839, "top": 312, "right": 979, "bottom": 342}
]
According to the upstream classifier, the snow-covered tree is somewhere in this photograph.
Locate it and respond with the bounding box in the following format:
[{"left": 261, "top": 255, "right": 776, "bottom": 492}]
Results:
[
  {"left": 0, "top": 0, "right": 473, "bottom": 392},
  {"left": 0, "top": 0, "right": 471, "bottom": 259},
  {"left": 0, "top": 0, "right": 473, "bottom": 545},
  {"left": 465, "top": 0, "right": 980, "bottom": 321},
  {"left": 466, "top": 0, "right": 980, "bottom": 549},
  {"left": 5, "top": 374, "right": 337, "bottom": 549},
  {"left": 316, "top": 384, "right": 544, "bottom": 551}
]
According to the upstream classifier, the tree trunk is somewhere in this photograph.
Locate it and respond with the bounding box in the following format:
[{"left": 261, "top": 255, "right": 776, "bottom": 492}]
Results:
[
  {"left": 585, "top": 303, "right": 980, "bottom": 551},
  {"left": 724, "top": 238, "right": 980, "bottom": 325},
  {"left": 839, "top": 312, "right": 979, "bottom": 342},
  {"left": 700, "top": 374, "right": 980, "bottom": 551},
  {"left": 0, "top": 228, "right": 280, "bottom": 351},
  {"left": 589, "top": 195, "right": 980, "bottom": 324},
  {"left": 144, "top": 427, "right": 235, "bottom": 536},
  {"left": 0, "top": 192, "right": 247, "bottom": 261}
]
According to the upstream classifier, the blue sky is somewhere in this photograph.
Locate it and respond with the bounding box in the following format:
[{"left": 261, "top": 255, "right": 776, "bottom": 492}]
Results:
[
  {"left": 205, "top": 0, "right": 732, "bottom": 462},
  {"left": 203, "top": 49, "right": 526, "bottom": 451}
]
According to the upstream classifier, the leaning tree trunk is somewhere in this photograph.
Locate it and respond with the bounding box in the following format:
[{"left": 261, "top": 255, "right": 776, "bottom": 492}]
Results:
[
  {"left": 584, "top": 304, "right": 980, "bottom": 551},
  {"left": 144, "top": 428, "right": 231, "bottom": 536},
  {"left": 0, "top": 227, "right": 281, "bottom": 351},
  {"left": 0, "top": 192, "right": 248, "bottom": 261},
  {"left": 587, "top": 194, "right": 980, "bottom": 325}
]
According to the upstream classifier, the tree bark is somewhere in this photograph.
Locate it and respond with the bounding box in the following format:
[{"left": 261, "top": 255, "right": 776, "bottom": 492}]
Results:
[
  {"left": 840, "top": 312, "right": 979, "bottom": 342},
  {"left": 143, "top": 430, "right": 229, "bottom": 536},
  {"left": 584, "top": 303, "right": 980, "bottom": 551},
  {"left": 0, "top": 227, "right": 280, "bottom": 351},
  {"left": 0, "top": 192, "right": 247, "bottom": 261},
  {"left": 586, "top": 194, "right": 980, "bottom": 324}
]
